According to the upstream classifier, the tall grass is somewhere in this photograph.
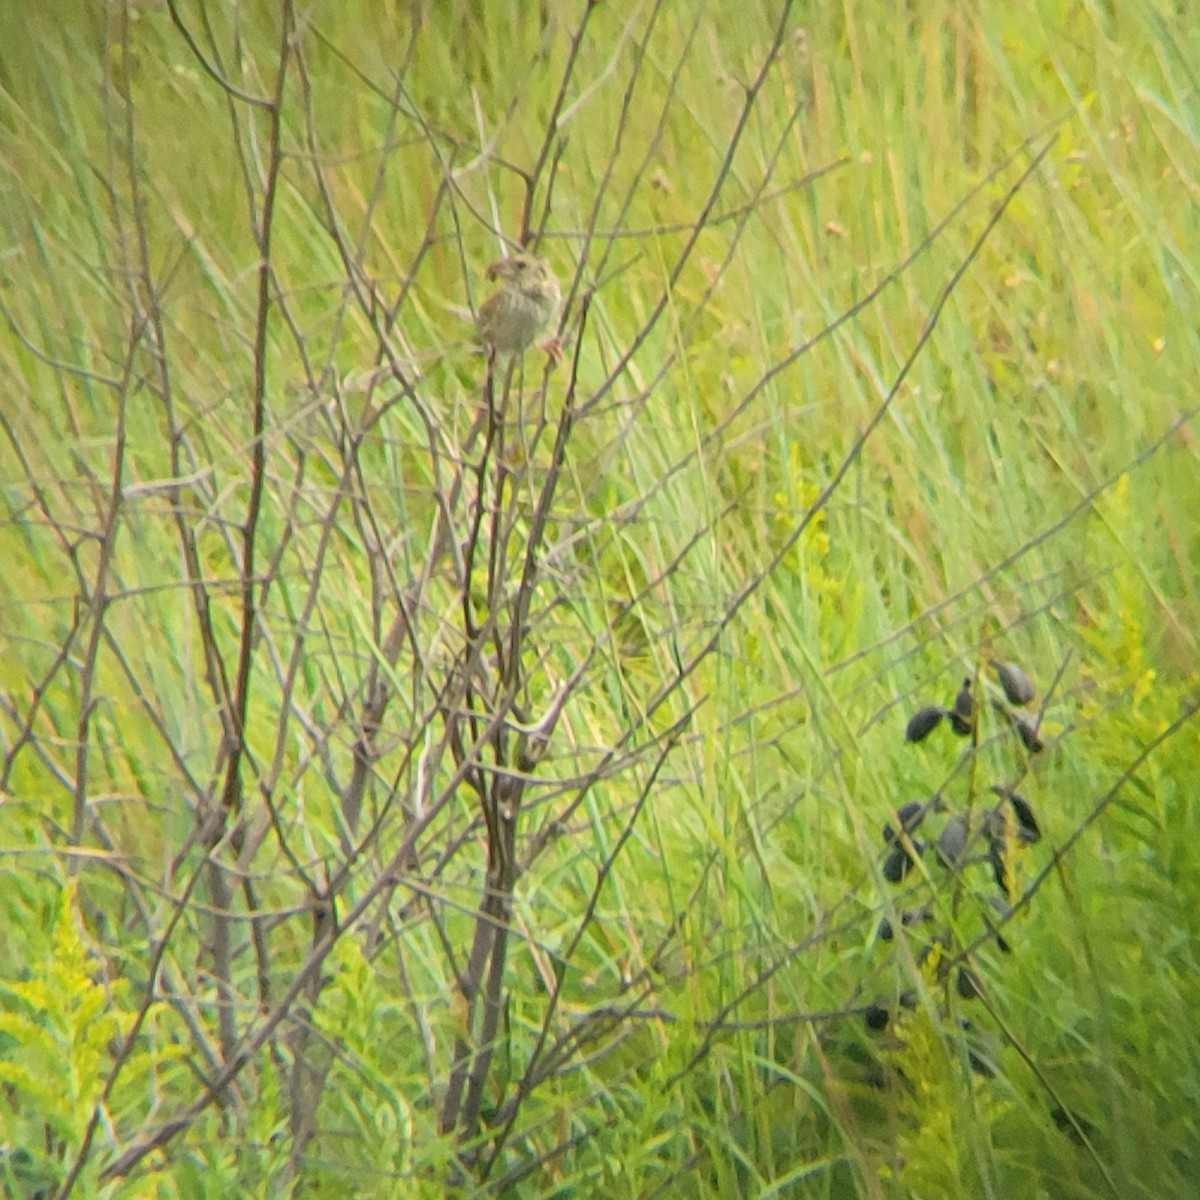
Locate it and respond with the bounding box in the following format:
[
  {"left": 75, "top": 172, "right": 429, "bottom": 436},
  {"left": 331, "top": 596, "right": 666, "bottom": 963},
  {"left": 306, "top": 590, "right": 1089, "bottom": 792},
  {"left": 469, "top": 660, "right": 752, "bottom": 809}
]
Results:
[{"left": 1, "top": 1, "right": 1197, "bottom": 1197}]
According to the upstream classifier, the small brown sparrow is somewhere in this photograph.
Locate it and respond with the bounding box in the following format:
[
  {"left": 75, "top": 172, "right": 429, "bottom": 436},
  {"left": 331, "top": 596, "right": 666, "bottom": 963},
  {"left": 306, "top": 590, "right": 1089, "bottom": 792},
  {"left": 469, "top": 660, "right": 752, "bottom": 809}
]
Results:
[{"left": 476, "top": 253, "right": 561, "bottom": 358}]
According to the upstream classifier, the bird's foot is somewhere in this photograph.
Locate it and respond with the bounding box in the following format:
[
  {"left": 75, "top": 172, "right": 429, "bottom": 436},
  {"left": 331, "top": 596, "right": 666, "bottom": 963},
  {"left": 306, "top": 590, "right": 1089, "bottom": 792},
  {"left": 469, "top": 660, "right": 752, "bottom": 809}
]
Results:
[{"left": 538, "top": 336, "right": 565, "bottom": 367}]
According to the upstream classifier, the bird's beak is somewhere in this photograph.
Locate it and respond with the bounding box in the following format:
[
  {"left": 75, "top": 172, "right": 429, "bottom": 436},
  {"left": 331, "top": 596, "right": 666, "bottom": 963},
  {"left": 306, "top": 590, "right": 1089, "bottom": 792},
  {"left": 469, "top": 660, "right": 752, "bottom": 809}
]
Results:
[{"left": 485, "top": 259, "right": 510, "bottom": 282}]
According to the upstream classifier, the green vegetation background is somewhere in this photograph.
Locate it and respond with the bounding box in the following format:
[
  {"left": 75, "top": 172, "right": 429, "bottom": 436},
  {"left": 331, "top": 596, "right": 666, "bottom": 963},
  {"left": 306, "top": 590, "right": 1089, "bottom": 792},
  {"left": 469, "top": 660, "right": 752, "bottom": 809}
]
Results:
[{"left": 1, "top": 1, "right": 1198, "bottom": 1197}]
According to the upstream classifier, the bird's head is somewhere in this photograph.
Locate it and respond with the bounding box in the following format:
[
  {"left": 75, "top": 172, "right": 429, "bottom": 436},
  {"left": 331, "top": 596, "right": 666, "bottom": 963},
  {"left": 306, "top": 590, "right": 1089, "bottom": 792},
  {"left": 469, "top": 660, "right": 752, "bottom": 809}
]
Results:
[{"left": 485, "top": 253, "right": 551, "bottom": 293}]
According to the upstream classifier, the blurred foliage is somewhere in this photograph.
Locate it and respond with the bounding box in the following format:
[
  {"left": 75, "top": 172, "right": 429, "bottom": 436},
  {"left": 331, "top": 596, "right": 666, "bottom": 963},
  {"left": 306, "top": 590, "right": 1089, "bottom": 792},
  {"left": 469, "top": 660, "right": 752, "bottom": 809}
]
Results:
[{"left": 1, "top": 1, "right": 1198, "bottom": 1197}]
